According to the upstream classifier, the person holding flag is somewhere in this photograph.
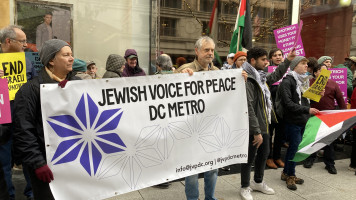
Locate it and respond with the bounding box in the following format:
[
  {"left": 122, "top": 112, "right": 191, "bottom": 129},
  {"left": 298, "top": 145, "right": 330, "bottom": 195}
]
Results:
[
  {"left": 278, "top": 56, "right": 320, "bottom": 190},
  {"left": 240, "top": 47, "right": 295, "bottom": 200}
]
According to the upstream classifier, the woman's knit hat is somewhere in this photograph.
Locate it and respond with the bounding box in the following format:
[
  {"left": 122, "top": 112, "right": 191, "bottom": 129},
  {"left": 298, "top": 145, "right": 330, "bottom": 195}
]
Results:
[
  {"left": 72, "top": 58, "right": 87, "bottom": 72},
  {"left": 39, "top": 39, "right": 70, "bottom": 67},
  {"left": 233, "top": 51, "right": 247, "bottom": 62},
  {"left": 317, "top": 56, "right": 333, "bottom": 65},
  {"left": 290, "top": 56, "right": 308, "bottom": 70}
]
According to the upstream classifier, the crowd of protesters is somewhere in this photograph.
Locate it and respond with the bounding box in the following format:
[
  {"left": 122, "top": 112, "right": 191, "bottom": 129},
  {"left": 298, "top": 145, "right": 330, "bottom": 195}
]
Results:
[{"left": 1, "top": 25, "right": 356, "bottom": 200}]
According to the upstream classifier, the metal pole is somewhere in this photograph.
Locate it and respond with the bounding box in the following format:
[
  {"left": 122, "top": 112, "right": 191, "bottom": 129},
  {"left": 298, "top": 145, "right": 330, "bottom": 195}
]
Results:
[
  {"left": 237, "top": 26, "right": 241, "bottom": 52},
  {"left": 291, "top": 0, "right": 300, "bottom": 24}
]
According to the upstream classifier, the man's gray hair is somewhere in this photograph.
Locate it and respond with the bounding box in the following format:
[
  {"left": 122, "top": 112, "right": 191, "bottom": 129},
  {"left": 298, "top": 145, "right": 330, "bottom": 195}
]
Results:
[
  {"left": 195, "top": 36, "right": 215, "bottom": 50},
  {"left": 156, "top": 54, "right": 173, "bottom": 71},
  {"left": 0, "top": 25, "right": 23, "bottom": 44}
]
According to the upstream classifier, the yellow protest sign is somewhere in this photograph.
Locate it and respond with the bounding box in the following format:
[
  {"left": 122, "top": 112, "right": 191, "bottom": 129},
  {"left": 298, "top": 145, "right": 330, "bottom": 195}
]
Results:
[
  {"left": 303, "top": 69, "right": 331, "bottom": 102},
  {"left": 0, "top": 52, "right": 27, "bottom": 100}
]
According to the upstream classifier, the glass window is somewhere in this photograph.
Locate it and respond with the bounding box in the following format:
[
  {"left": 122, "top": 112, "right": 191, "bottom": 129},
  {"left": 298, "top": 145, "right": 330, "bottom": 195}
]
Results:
[
  {"left": 160, "top": 17, "right": 177, "bottom": 37},
  {"left": 200, "top": 0, "right": 215, "bottom": 12},
  {"left": 160, "top": 0, "right": 182, "bottom": 9},
  {"left": 12, "top": 0, "right": 154, "bottom": 75},
  {"left": 202, "top": 21, "right": 209, "bottom": 35},
  {"left": 252, "top": 2, "right": 291, "bottom": 49},
  {"left": 220, "top": 1, "right": 238, "bottom": 15},
  {"left": 300, "top": 0, "right": 353, "bottom": 65},
  {"left": 218, "top": 23, "right": 233, "bottom": 41}
]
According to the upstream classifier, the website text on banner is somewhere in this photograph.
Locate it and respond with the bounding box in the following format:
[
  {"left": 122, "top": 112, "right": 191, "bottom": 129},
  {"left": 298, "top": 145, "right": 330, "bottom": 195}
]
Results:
[
  {"left": 0, "top": 52, "right": 27, "bottom": 100},
  {"left": 40, "top": 70, "right": 249, "bottom": 200},
  {"left": 329, "top": 68, "right": 347, "bottom": 104},
  {"left": 0, "top": 78, "right": 11, "bottom": 124},
  {"left": 273, "top": 23, "right": 305, "bottom": 59}
]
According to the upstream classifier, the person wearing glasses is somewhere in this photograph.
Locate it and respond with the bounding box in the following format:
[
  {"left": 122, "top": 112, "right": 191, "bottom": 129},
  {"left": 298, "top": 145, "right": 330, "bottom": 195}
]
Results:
[
  {"left": 233, "top": 51, "right": 247, "bottom": 69},
  {"left": 0, "top": 25, "right": 35, "bottom": 200}
]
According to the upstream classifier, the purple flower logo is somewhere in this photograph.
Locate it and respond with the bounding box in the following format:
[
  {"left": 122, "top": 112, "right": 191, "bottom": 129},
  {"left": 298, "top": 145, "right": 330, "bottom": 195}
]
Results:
[{"left": 47, "top": 93, "right": 125, "bottom": 176}]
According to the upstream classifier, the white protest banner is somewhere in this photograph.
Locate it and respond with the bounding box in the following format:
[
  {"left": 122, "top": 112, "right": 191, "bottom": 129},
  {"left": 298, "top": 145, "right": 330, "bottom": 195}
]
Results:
[{"left": 41, "top": 70, "right": 249, "bottom": 200}]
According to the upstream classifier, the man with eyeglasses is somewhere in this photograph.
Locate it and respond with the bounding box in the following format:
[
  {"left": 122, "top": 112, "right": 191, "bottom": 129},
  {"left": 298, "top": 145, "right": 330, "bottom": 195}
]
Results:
[{"left": 0, "top": 25, "right": 35, "bottom": 200}]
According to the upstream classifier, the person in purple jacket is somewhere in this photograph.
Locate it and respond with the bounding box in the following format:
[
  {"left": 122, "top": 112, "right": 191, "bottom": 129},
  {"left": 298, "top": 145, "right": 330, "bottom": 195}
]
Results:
[{"left": 122, "top": 49, "right": 146, "bottom": 77}]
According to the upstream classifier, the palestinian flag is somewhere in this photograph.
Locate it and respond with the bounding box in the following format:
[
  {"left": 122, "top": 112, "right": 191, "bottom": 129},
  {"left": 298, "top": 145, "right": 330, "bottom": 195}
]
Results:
[
  {"left": 293, "top": 110, "right": 356, "bottom": 162},
  {"left": 229, "top": 0, "right": 252, "bottom": 53},
  {"left": 207, "top": 0, "right": 222, "bottom": 65}
]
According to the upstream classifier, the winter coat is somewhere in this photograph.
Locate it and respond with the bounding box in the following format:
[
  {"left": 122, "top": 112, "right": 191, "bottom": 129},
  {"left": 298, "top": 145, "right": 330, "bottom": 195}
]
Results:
[
  {"left": 12, "top": 68, "right": 80, "bottom": 169},
  {"left": 103, "top": 54, "right": 126, "bottom": 78},
  {"left": 246, "top": 59, "right": 291, "bottom": 135},
  {"left": 175, "top": 59, "right": 219, "bottom": 72},
  {"left": 277, "top": 75, "right": 310, "bottom": 126}
]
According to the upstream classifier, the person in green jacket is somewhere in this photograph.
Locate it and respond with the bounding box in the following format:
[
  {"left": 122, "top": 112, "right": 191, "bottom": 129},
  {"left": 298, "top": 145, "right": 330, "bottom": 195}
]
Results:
[{"left": 333, "top": 57, "right": 356, "bottom": 98}]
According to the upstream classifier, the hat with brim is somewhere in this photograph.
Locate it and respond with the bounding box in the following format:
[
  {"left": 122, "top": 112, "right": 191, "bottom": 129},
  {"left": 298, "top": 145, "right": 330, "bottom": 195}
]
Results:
[
  {"left": 127, "top": 55, "right": 137, "bottom": 59},
  {"left": 345, "top": 56, "right": 356, "bottom": 63},
  {"left": 227, "top": 53, "right": 235, "bottom": 59},
  {"left": 86, "top": 61, "right": 96, "bottom": 69}
]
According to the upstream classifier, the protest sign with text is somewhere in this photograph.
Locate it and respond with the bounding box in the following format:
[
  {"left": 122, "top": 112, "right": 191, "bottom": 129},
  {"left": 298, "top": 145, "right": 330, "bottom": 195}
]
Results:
[
  {"left": 41, "top": 70, "right": 249, "bottom": 200},
  {"left": 329, "top": 68, "right": 347, "bottom": 104},
  {"left": 25, "top": 52, "right": 43, "bottom": 73},
  {"left": 268, "top": 66, "right": 290, "bottom": 85},
  {"left": 303, "top": 69, "right": 331, "bottom": 102},
  {"left": 0, "top": 78, "right": 11, "bottom": 124},
  {"left": 0, "top": 52, "right": 27, "bottom": 100},
  {"left": 273, "top": 22, "right": 305, "bottom": 59}
]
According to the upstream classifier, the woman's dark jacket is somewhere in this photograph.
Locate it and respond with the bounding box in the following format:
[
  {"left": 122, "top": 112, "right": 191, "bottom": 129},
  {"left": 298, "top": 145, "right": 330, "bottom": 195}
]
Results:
[{"left": 12, "top": 69, "right": 80, "bottom": 169}]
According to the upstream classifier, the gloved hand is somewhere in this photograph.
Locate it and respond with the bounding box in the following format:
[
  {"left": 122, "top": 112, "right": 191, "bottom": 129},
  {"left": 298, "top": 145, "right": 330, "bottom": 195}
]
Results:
[
  {"left": 58, "top": 80, "right": 68, "bottom": 88},
  {"left": 35, "top": 164, "right": 54, "bottom": 183}
]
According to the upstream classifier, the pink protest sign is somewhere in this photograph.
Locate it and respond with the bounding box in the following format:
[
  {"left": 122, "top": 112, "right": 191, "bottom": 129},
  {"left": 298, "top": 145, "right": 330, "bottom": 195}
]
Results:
[
  {"left": 268, "top": 66, "right": 290, "bottom": 85},
  {"left": 329, "top": 68, "right": 347, "bottom": 104},
  {"left": 273, "top": 22, "right": 305, "bottom": 59},
  {"left": 0, "top": 78, "right": 11, "bottom": 124}
]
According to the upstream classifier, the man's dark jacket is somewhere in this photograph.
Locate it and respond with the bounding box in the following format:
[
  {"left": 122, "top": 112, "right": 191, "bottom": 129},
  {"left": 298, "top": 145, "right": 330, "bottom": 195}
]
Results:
[{"left": 246, "top": 59, "right": 291, "bottom": 136}]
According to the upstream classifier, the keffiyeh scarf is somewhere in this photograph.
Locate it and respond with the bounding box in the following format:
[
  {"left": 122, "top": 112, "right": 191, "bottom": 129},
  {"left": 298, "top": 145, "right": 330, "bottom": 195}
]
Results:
[
  {"left": 243, "top": 62, "right": 273, "bottom": 123},
  {"left": 288, "top": 70, "right": 310, "bottom": 104}
]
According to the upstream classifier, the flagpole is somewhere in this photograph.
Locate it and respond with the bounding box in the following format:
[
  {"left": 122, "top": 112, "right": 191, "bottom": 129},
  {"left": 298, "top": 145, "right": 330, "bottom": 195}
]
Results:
[
  {"left": 237, "top": 26, "right": 241, "bottom": 53},
  {"left": 235, "top": 0, "right": 242, "bottom": 53}
]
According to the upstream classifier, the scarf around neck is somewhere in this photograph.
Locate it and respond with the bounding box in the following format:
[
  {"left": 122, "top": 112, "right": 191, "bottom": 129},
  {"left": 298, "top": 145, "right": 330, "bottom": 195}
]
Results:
[
  {"left": 45, "top": 67, "right": 65, "bottom": 82},
  {"left": 288, "top": 70, "right": 310, "bottom": 104},
  {"left": 243, "top": 62, "right": 273, "bottom": 123}
]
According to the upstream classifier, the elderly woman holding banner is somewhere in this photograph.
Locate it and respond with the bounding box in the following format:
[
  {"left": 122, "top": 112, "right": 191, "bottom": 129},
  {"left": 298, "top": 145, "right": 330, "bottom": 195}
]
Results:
[{"left": 13, "top": 39, "right": 79, "bottom": 200}]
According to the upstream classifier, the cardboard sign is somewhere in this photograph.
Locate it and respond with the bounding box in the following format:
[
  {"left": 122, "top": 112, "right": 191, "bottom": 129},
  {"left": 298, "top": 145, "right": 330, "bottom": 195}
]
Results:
[
  {"left": 0, "top": 78, "right": 11, "bottom": 124},
  {"left": 0, "top": 52, "right": 27, "bottom": 100},
  {"left": 303, "top": 69, "right": 331, "bottom": 102},
  {"left": 274, "top": 22, "right": 305, "bottom": 59},
  {"left": 268, "top": 66, "right": 290, "bottom": 85},
  {"left": 25, "top": 52, "right": 44, "bottom": 73},
  {"left": 329, "top": 68, "right": 347, "bottom": 105}
]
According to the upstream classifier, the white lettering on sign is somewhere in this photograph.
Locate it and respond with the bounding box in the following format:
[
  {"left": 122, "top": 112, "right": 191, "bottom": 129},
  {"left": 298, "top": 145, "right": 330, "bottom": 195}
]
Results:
[{"left": 0, "top": 94, "right": 4, "bottom": 105}]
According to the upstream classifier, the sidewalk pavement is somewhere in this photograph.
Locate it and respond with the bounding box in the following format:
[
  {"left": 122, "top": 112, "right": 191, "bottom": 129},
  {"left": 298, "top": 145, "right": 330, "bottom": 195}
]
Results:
[{"left": 106, "top": 159, "right": 356, "bottom": 200}]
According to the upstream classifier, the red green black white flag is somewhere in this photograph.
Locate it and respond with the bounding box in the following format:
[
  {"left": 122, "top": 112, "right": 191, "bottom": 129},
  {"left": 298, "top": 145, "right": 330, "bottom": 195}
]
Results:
[
  {"left": 229, "top": 0, "right": 252, "bottom": 53},
  {"left": 293, "top": 110, "right": 356, "bottom": 162}
]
